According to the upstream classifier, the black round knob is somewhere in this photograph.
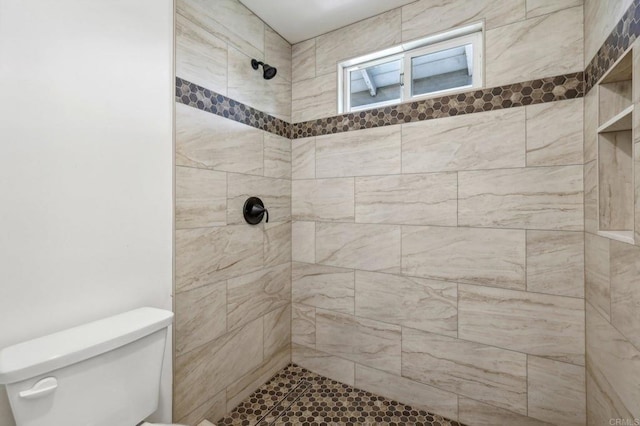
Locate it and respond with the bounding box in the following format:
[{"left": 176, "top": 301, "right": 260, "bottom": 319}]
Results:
[{"left": 243, "top": 197, "right": 269, "bottom": 225}]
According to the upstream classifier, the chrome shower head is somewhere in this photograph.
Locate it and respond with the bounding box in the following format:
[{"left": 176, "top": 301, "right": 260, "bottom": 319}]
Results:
[{"left": 251, "top": 59, "right": 277, "bottom": 80}]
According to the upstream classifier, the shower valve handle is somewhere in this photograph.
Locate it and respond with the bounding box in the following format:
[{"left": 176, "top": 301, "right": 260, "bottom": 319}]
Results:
[{"left": 243, "top": 197, "right": 269, "bottom": 224}]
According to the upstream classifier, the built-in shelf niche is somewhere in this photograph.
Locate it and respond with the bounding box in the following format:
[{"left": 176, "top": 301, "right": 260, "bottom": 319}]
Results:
[{"left": 597, "top": 48, "right": 635, "bottom": 244}]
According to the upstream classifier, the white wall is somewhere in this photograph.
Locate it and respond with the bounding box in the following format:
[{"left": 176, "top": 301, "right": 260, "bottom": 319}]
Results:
[{"left": 0, "top": 1, "right": 174, "bottom": 424}]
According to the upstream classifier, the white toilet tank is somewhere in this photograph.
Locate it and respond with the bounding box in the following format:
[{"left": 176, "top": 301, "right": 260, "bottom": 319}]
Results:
[{"left": 0, "top": 307, "right": 174, "bottom": 426}]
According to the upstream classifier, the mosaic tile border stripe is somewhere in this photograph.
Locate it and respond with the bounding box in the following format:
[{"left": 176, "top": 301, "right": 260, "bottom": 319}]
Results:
[
  {"left": 176, "top": 73, "right": 583, "bottom": 140},
  {"left": 175, "top": 77, "right": 291, "bottom": 138},
  {"left": 585, "top": 0, "right": 640, "bottom": 92},
  {"left": 291, "top": 73, "right": 583, "bottom": 138},
  {"left": 217, "top": 364, "right": 465, "bottom": 426}
]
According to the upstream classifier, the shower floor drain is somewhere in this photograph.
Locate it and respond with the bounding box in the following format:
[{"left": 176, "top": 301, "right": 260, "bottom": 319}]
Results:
[{"left": 216, "top": 364, "right": 464, "bottom": 426}]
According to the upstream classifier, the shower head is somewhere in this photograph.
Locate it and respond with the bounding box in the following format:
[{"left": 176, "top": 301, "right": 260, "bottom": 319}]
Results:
[{"left": 251, "top": 59, "right": 277, "bottom": 80}]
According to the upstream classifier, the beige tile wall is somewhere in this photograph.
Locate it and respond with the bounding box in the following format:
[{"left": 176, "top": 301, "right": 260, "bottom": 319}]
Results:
[
  {"left": 175, "top": 0, "right": 292, "bottom": 423},
  {"left": 291, "top": 0, "right": 583, "bottom": 122},
  {"left": 291, "top": 99, "right": 586, "bottom": 424},
  {"left": 176, "top": 0, "right": 291, "bottom": 121},
  {"left": 583, "top": 16, "right": 640, "bottom": 426}
]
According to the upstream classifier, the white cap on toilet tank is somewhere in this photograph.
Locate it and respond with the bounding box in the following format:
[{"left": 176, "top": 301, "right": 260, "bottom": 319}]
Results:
[{"left": 0, "top": 307, "right": 174, "bottom": 385}]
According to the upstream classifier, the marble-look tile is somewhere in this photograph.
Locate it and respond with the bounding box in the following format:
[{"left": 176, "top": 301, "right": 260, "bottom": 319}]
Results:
[
  {"left": 610, "top": 240, "right": 640, "bottom": 349},
  {"left": 292, "top": 39, "right": 315, "bottom": 82},
  {"left": 526, "top": 0, "right": 583, "bottom": 18},
  {"left": 315, "top": 309, "right": 401, "bottom": 374},
  {"left": 227, "top": 263, "right": 291, "bottom": 330},
  {"left": 264, "top": 221, "right": 291, "bottom": 267},
  {"left": 458, "top": 165, "right": 584, "bottom": 230},
  {"left": 265, "top": 26, "right": 291, "bottom": 83},
  {"left": 528, "top": 356, "right": 586, "bottom": 425},
  {"left": 316, "top": 223, "right": 401, "bottom": 273},
  {"left": 401, "top": 0, "right": 525, "bottom": 42},
  {"left": 263, "top": 133, "right": 291, "bottom": 179},
  {"left": 636, "top": 141, "right": 640, "bottom": 243},
  {"left": 599, "top": 131, "right": 634, "bottom": 231},
  {"left": 174, "top": 318, "right": 263, "bottom": 420},
  {"left": 584, "top": 0, "right": 634, "bottom": 66},
  {"left": 175, "top": 14, "right": 227, "bottom": 95},
  {"left": 176, "top": 103, "right": 263, "bottom": 175},
  {"left": 227, "top": 46, "right": 291, "bottom": 122},
  {"left": 292, "top": 137, "right": 315, "bottom": 179},
  {"left": 585, "top": 232, "right": 611, "bottom": 321},
  {"left": 586, "top": 367, "right": 631, "bottom": 426},
  {"left": 355, "top": 271, "right": 457, "bottom": 337},
  {"left": 292, "top": 73, "right": 337, "bottom": 122},
  {"left": 175, "top": 225, "right": 263, "bottom": 293},
  {"left": 316, "top": 126, "right": 401, "bottom": 178},
  {"left": 176, "top": 390, "right": 227, "bottom": 426},
  {"left": 486, "top": 6, "right": 583, "bottom": 87},
  {"left": 263, "top": 304, "right": 291, "bottom": 359},
  {"left": 292, "top": 221, "right": 315, "bottom": 263},
  {"left": 526, "top": 230, "right": 584, "bottom": 297},
  {"left": 176, "top": 166, "right": 227, "bottom": 229},
  {"left": 458, "top": 284, "right": 585, "bottom": 365},
  {"left": 526, "top": 99, "right": 583, "bottom": 166},
  {"left": 227, "top": 173, "right": 290, "bottom": 225},
  {"left": 635, "top": 43, "right": 640, "bottom": 145},
  {"left": 315, "top": 9, "right": 401, "bottom": 76},
  {"left": 175, "top": 281, "right": 227, "bottom": 356},
  {"left": 584, "top": 160, "right": 598, "bottom": 234},
  {"left": 402, "top": 328, "right": 528, "bottom": 414},
  {"left": 402, "top": 108, "right": 525, "bottom": 173},
  {"left": 225, "top": 345, "right": 290, "bottom": 412},
  {"left": 355, "top": 173, "right": 457, "bottom": 226},
  {"left": 292, "top": 178, "right": 355, "bottom": 222},
  {"left": 292, "top": 343, "right": 355, "bottom": 386},
  {"left": 292, "top": 303, "right": 316, "bottom": 347},
  {"left": 292, "top": 262, "right": 355, "bottom": 314},
  {"left": 584, "top": 86, "right": 598, "bottom": 164},
  {"left": 355, "top": 364, "right": 459, "bottom": 421},
  {"left": 586, "top": 303, "right": 640, "bottom": 420},
  {"left": 177, "top": 0, "right": 264, "bottom": 59},
  {"left": 458, "top": 398, "right": 553, "bottom": 426},
  {"left": 402, "top": 226, "right": 526, "bottom": 289},
  {"left": 599, "top": 81, "right": 632, "bottom": 125}
]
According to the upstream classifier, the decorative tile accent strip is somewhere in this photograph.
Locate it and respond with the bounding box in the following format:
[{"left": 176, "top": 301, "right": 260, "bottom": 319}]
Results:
[
  {"left": 176, "top": 73, "right": 583, "bottom": 140},
  {"left": 292, "top": 73, "right": 583, "bottom": 139},
  {"left": 218, "top": 364, "right": 464, "bottom": 426},
  {"left": 175, "top": 77, "right": 291, "bottom": 138},
  {"left": 585, "top": 0, "right": 640, "bottom": 92}
]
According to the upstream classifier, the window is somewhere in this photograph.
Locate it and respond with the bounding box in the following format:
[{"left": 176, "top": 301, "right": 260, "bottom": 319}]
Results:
[{"left": 339, "top": 24, "right": 483, "bottom": 113}]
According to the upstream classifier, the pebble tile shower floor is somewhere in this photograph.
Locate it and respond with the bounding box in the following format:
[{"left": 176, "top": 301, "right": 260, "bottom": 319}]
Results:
[{"left": 217, "top": 364, "right": 465, "bottom": 426}]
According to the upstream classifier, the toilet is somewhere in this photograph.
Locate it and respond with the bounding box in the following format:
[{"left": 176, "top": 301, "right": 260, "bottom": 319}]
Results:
[{"left": 0, "top": 307, "right": 184, "bottom": 426}]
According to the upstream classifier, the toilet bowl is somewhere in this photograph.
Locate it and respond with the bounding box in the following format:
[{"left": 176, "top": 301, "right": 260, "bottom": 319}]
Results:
[{"left": 0, "top": 308, "right": 176, "bottom": 426}]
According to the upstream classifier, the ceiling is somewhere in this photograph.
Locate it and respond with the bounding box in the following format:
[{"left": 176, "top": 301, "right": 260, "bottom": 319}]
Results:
[{"left": 238, "top": 0, "right": 417, "bottom": 44}]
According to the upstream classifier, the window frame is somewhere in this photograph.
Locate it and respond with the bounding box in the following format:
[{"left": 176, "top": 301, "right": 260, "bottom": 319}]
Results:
[{"left": 338, "top": 23, "right": 484, "bottom": 114}]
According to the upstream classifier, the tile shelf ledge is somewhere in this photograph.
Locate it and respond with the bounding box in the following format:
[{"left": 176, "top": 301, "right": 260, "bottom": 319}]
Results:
[
  {"left": 597, "top": 230, "right": 635, "bottom": 245},
  {"left": 597, "top": 105, "right": 634, "bottom": 133}
]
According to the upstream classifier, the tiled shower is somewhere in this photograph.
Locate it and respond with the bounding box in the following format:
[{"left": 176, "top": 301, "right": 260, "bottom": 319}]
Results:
[{"left": 173, "top": 1, "right": 640, "bottom": 425}]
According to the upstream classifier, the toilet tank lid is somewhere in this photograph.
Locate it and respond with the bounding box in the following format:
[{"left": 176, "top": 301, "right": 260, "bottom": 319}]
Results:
[{"left": 0, "top": 307, "right": 174, "bottom": 385}]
